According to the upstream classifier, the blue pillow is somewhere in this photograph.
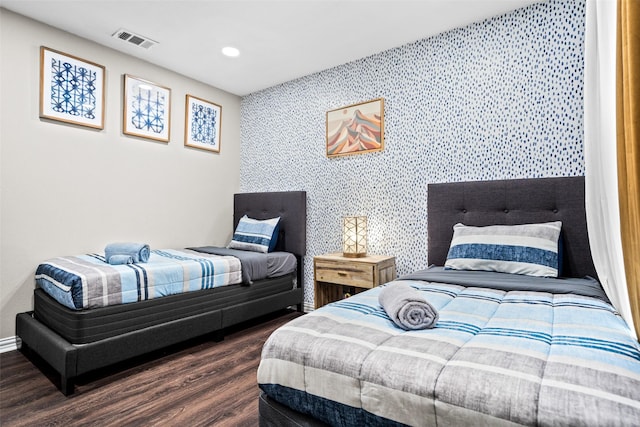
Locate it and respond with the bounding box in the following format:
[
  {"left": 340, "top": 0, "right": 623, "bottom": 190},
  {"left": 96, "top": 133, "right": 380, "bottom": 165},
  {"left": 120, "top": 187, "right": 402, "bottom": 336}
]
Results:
[
  {"left": 444, "top": 221, "right": 562, "bottom": 277},
  {"left": 228, "top": 215, "right": 281, "bottom": 253}
]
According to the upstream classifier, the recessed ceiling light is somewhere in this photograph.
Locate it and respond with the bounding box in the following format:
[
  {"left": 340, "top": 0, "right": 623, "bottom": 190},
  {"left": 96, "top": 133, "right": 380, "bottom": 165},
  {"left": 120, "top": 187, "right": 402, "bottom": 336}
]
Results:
[{"left": 221, "top": 46, "right": 240, "bottom": 57}]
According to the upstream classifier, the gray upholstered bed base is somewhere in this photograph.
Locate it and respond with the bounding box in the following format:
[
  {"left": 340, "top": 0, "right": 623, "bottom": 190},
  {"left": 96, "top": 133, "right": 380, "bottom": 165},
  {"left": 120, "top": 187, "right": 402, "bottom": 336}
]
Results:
[
  {"left": 16, "top": 191, "right": 306, "bottom": 395},
  {"left": 258, "top": 176, "right": 597, "bottom": 426}
]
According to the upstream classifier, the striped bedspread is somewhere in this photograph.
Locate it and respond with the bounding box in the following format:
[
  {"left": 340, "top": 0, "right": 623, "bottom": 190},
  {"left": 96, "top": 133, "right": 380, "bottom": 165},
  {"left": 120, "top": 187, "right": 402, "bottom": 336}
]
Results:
[
  {"left": 35, "top": 249, "right": 242, "bottom": 310},
  {"left": 258, "top": 280, "right": 640, "bottom": 426}
]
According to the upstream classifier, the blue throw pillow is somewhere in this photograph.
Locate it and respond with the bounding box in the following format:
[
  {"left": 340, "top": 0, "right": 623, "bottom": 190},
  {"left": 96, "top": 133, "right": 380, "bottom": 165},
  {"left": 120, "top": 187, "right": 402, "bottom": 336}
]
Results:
[
  {"left": 444, "top": 221, "right": 562, "bottom": 277},
  {"left": 228, "top": 215, "right": 281, "bottom": 253}
]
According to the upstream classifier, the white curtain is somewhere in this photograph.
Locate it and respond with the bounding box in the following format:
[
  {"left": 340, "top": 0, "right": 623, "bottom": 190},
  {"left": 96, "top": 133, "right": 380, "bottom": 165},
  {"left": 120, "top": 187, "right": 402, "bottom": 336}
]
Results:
[{"left": 584, "top": 0, "right": 636, "bottom": 337}]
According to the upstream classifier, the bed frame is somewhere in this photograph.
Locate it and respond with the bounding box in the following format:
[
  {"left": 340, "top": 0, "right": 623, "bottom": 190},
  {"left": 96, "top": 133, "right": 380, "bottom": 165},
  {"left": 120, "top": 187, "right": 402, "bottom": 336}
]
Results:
[
  {"left": 258, "top": 176, "right": 597, "bottom": 426},
  {"left": 16, "top": 190, "right": 306, "bottom": 396}
]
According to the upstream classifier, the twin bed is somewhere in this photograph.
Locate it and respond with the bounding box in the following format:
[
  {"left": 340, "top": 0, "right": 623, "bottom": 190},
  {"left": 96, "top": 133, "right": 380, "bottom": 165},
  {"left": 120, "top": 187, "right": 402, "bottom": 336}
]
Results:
[
  {"left": 16, "top": 190, "right": 306, "bottom": 395},
  {"left": 257, "top": 177, "right": 640, "bottom": 426}
]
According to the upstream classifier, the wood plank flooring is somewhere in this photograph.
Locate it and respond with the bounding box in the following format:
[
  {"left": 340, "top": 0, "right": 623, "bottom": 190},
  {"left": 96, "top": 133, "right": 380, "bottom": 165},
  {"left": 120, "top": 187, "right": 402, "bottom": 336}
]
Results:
[{"left": 0, "top": 309, "right": 301, "bottom": 427}]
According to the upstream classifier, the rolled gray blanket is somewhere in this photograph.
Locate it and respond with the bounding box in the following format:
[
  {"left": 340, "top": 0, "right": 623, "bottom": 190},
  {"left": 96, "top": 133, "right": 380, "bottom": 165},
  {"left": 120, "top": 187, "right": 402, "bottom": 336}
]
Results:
[
  {"left": 104, "top": 242, "right": 150, "bottom": 263},
  {"left": 378, "top": 282, "right": 439, "bottom": 330},
  {"left": 107, "top": 254, "right": 134, "bottom": 265}
]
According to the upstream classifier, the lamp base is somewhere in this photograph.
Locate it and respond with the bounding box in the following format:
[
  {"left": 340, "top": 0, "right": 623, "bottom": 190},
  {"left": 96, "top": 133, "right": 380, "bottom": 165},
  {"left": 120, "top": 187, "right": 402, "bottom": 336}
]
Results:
[{"left": 343, "top": 252, "right": 367, "bottom": 258}]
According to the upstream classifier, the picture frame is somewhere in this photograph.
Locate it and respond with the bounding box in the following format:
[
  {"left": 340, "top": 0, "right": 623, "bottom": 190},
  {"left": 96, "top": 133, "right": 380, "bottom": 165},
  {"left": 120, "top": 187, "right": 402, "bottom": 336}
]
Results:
[
  {"left": 123, "top": 74, "right": 171, "bottom": 142},
  {"left": 184, "top": 95, "right": 222, "bottom": 153},
  {"left": 326, "top": 98, "right": 384, "bottom": 158},
  {"left": 39, "top": 46, "right": 105, "bottom": 129}
]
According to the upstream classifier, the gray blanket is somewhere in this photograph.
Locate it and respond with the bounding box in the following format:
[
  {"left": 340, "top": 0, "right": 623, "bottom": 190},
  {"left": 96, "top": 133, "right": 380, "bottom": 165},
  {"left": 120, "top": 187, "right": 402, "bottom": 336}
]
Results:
[
  {"left": 378, "top": 282, "right": 438, "bottom": 330},
  {"left": 189, "top": 246, "right": 267, "bottom": 284},
  {"left": 400, "top": 266, "right": 610, "bottom": 303}
]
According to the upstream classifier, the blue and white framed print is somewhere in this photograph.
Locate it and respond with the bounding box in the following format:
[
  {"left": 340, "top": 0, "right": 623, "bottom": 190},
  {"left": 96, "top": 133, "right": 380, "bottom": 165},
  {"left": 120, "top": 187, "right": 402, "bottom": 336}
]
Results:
[
  {"left": 184, "top": 94, "right": 222, "bottom": 153},
  {"left": 39, "top": 46, "right": 105, "bottom": 129},
  {"left": 123, "top": 74, "right": 171, "bottom": 142}
]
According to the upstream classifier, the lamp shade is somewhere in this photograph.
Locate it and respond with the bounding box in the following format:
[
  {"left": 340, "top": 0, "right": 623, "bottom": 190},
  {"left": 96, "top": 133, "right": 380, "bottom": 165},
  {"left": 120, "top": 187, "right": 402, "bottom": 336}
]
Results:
[{"left": 343, "top": 216, "right": 367, "bottom": 258}]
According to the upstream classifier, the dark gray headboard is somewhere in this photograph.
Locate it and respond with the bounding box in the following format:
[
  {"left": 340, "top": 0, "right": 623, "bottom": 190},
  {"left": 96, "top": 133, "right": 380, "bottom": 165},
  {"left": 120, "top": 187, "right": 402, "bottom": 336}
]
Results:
[
  {"left": 234, "top": 191, "right": 307, "bottom": 257},
  {"left": 427, "top": 176, "right": 597, "bottom": 279}
]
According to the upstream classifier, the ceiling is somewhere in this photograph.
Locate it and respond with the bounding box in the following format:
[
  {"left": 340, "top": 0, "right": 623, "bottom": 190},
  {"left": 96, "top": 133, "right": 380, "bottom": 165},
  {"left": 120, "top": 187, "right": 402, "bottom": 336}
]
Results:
[{"left": 1, "top": 0, "right": 539, "bottom": 96}]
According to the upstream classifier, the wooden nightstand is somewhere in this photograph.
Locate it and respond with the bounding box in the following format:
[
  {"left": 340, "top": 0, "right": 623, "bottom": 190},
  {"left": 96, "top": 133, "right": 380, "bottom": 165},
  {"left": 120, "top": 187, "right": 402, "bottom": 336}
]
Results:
[{"left": 314, "top": 253, "right": 396, "bottom": 309}]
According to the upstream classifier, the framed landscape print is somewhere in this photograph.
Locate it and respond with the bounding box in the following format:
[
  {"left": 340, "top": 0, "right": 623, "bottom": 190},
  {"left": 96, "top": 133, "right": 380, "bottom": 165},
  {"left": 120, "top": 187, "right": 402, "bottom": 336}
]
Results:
[
  {"left": 123, "top": 74, "right": 171, "bottom": 142},
  {"left": 40, "top": 46, "right": 105, "bottom": 129},
  {"left": 184, "top": 95, "right": 222, "bottom": 153},
  {"left": 326, "top": 98, "right": 384, "bottom": 158}
]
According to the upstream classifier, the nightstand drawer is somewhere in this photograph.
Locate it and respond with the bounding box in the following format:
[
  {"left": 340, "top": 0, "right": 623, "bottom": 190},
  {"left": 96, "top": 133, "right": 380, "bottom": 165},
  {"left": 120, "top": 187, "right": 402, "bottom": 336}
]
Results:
[
  {"left": 314, "top": 253, "right": 396, "bottom": 309},
  {"left": 315, "top": 260, "right": 375, "bottom": 288}
]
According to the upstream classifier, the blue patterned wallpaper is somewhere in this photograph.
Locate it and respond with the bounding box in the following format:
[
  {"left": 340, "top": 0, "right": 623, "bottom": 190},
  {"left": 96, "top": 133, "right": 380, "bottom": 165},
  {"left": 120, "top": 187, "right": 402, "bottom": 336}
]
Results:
[{"left": 240, "top": 0, "right": 586, "bottom": 306}]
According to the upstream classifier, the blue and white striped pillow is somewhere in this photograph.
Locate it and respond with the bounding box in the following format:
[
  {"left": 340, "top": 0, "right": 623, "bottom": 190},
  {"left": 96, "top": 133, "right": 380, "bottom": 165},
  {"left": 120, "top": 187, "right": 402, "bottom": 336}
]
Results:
[
  {"left": 228, "top": 215, "right": 281, "bottom": 253},
  {"left": 444, "top": 221, "right": 562, "bottom": 277}
]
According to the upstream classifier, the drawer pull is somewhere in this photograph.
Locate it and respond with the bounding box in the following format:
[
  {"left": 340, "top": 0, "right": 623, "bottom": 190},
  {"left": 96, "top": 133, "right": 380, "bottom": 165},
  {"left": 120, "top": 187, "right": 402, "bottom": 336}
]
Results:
[{"left": 337, "top": 272, "right": 347, "bottom": 277}]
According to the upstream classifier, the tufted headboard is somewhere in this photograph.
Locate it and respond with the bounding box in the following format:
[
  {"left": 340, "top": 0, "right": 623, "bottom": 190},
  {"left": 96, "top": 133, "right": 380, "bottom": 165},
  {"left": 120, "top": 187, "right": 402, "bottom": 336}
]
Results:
[
  {"left": 427, "top": 176, "right": 597, "bottom": 279},
  {"left": 233, "top": 191, "right": 307, "bottom": 257}
]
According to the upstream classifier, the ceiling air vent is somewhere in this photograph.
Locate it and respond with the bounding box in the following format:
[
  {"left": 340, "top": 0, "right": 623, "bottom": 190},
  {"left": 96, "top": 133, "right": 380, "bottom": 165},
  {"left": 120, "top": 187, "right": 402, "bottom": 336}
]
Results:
[{"left": 112, "top": 28, "right": 158, "bottom": 49}]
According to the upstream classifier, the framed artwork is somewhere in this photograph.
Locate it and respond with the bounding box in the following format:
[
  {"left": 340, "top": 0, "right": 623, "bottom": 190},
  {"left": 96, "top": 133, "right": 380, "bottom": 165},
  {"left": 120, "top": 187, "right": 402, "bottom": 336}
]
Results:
[
  {"left": 326, "top": 98, "right": 384, "bottom": 158},
  {"left": 184, "top": 95, "right": 222, "bottom": 153},
  {"left": 123, "top": 74, "right": 171, "bottom": 142},
  {"left": 39, "top": 46, "right": 105, "bottom": 129}
]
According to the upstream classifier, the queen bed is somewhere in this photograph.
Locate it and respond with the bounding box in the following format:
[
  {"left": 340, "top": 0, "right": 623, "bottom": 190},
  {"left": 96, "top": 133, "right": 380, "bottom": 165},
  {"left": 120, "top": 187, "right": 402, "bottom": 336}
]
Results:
[
  {"left": 257, "top": 177, "right": 640, "bottom": 426},
  {"left": 16, "top": 190, "right": 306, "bottom": 395}
]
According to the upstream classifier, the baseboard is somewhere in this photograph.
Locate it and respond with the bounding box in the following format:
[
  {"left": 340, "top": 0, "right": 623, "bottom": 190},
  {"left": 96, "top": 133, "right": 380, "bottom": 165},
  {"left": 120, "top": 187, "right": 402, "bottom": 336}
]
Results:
[{"left": 0, "top": 336, "right": 20, "bottom": 353}]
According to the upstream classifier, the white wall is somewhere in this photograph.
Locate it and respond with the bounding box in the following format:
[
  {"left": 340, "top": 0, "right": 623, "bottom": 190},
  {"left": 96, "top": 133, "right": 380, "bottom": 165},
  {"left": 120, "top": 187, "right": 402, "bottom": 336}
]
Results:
[{"left": 0, "top": 9, "right": 241, "bottom": 339}]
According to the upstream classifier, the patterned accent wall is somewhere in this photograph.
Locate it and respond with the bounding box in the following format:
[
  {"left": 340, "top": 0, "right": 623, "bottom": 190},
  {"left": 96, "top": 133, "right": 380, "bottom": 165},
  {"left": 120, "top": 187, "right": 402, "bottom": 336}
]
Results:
[{"left": 240, "top": 0, "right": 586, "bottom": 306}]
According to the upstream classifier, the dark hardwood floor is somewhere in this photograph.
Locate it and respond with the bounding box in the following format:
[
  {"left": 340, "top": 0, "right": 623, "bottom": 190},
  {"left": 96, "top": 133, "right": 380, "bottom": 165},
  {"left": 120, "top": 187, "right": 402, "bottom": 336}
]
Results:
[{"left": 0, "top": 309, "right": 302, "bottom": 427}]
